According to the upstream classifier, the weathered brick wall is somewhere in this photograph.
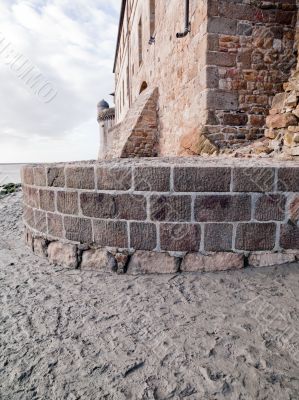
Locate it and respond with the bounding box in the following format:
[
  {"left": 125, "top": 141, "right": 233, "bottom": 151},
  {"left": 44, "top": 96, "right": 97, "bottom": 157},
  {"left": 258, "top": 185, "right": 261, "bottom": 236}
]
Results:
[{"left": 22, "top": 158, "right": 298, "bottom": 273}]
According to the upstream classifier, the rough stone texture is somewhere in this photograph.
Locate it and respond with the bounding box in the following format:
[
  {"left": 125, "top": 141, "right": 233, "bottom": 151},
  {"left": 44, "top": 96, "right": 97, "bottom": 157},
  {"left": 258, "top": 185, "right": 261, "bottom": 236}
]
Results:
[
  {"left": 130, "top": 222, "right": 157, "bottom": 250},
  {"left": 33, "top": 237, "right": 48, "bottom": 258},
  {"left": 93, "top": 220, "right": 128, "bottom": 248},
  {"left": 34, "top": 209, "right": 47, "bottom": 233},
  {"left": 64, "top": 216, "right": 93, "bottom": 244},
  {"left": 254, "top": 194, "right": 286, "bottom": 221},
  {"left": 174, "top": 167, "right": 231, "bottom": 192},
  {"left": 289, "top": 195, "right": 299, "bottom": 223},
  {"left": 280, "top": 223, "right": 299, "bottom": 249},
  {"left": 97, "top": 166, "right": 132, "bottom": 190},
  {"left": 47, "top": 242, "right": 78, "bottom": 268},
  {"left": 66, "top": 167, "right": 95, "bottom": 190},
  {"left": 57, "top": 191, "right": 78, "bottom": 215},
  {"left": 160, "top": 223, "right": 201, "bottom": 252},
  {"left": 195, "top": 195, "right": 251, "bottom": 222},
  {"left": 134, "top": 167, "right": 170, "bottom": 192},
  {"left": 47, "top": 213, "right": 63, "bottom": 238},
  {"left": 33, "top": 167, "right": 47, "bottom": 187},
  {"left": 47, "top": 167, "right": 65, "bottom": 187},
  {"left": 81, "top": 193, "right": 147, "bottom": 220},
  {"left": 127, "top": 251, "right": 179, "bottom": 274},
  {"left": 278, "top": 167, "right": 299, "bottom": 191},
  {"left": 248, "top": 252, "right": 296, "bottom": 268},
  {"left": 105, "top": 88, "right": 159, "bottom": 158},
  {"left": 81, "top": 249, "right": 116, "bottom": 272},
  {"left": 39, "top": 190, "right": 55, "bottom": 212},
  {"left": 181, "top": 253, "right": 244, "bottom": 272},
  {"left": 150, "top": 195, "right": 191, "bottom": 222},
  {"left": 235, "top": 223, "right": 276, "bottom": 251},
  {"left": 204, "top": 223, "right": 233, "bottom": 252},
  {"left": 233, "top": 168, "right": 275, "bottom": 192}
]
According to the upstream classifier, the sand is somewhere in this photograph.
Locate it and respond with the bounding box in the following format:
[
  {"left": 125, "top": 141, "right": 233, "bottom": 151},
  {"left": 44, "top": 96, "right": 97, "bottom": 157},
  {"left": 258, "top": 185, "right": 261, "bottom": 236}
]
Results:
[{"left": 0, "top": 192, "right": 299, "bottom": 400}]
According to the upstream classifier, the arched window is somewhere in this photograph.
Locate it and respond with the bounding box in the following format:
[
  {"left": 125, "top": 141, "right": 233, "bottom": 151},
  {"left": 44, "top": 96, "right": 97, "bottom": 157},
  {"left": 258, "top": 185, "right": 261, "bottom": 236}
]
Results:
[{"left": 139, "top": 81, "right": 148, "bottom": 94}]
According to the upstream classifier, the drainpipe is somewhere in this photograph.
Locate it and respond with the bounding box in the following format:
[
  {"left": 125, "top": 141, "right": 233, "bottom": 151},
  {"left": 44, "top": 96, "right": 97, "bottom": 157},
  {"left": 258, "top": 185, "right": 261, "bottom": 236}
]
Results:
[{"left": 176, "top": 0, "right": 191, "bottom": 38}]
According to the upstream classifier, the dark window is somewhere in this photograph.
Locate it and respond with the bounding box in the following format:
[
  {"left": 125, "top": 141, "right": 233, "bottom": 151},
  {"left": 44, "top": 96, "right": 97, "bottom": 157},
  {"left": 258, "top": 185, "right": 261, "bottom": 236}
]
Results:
[
  {"left": 138, "top": 17, "right": 142, "bottom": 66},
  {"left": 149, "top": 0, "right": 155, "bottom": 37}
]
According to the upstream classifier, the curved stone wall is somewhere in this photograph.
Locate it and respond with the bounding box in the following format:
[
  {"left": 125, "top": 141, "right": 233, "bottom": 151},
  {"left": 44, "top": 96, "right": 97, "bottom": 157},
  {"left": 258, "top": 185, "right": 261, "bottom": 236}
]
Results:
[{"left": 22, "top": 158, "right": 299, "bottom": 274}]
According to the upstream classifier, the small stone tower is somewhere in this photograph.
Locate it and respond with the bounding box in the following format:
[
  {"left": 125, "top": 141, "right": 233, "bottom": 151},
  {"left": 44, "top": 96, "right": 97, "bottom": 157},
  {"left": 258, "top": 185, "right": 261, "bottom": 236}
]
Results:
[{"left": 97, "top": 99, "right": 115, "bottom": 159}]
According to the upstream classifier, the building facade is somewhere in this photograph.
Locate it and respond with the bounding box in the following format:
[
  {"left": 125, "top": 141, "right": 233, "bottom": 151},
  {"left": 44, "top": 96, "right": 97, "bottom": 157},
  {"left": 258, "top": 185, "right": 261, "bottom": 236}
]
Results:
[{"left": 103, "top": 0, "right": 297, "bottom": 158}]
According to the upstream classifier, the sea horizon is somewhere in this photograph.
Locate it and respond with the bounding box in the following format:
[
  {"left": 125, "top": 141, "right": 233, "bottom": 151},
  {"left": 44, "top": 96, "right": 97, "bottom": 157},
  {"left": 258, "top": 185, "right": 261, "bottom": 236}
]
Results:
[{"left": 0, "top": 163, "right": 26, "bottom": 184}]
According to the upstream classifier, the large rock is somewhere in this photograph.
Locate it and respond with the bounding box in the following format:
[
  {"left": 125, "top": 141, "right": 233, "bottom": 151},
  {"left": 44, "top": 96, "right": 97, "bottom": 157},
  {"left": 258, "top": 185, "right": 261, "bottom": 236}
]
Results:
[
  {"left": 81, "top": 249, "right": 116, "bottom": 272},
  {"left": 33, "top": 237, "right": 47, "bottom": 258},
  {"left": 47, "top": 242, "right": 78, "bottom": 268},
  {"left": 181, "top": 252, "right": 244, "bottom": 272},
  {"left": 266, "top": 113, "right": 297, "bottom": 129},
  {"left": 248, "top": 253, "right": 296, "bottom": 268},
  {"left": 127, "top": 251, "right": 179, "bottom": 274}
]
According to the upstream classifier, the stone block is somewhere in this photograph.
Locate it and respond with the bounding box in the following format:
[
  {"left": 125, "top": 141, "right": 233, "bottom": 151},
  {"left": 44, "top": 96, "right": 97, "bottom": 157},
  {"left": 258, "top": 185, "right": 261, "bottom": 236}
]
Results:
[
  {"left": 81, "top": 193, "right": 146, "bottom": 220},
  {"left": 134, "top": 167, "right": 170, "bottom": 191},
  {"left": 266, "top": 113, "right": 297, "bottom": 129},
  {"left": 204, "top": 223, "right": 233, "bottom": 251},
  {"left": 47, "top": 167, "right": 65, "bottom": 187},
  {"left": 66, "top": 167, "right": 95, "bottom": 189},
  {"left": 160, "top": 223, "right": 201, "bottom": 252},
  {"left": 174, "top": 167, "right": 231, "bottom": 192},
  {"left": 33, "top": 167, "right": 47, "bottom": 186},
  {"left": 208, "top": 17, "right": 237, "bottom": 35},
  {"left": 33, "top": 238, "right": 48, "bottom": 258},
  {"left": 34, "top": 209, "right": 47, "bottom": 233},
  {"left": 93, "top": 220, "right": 128, "bottom": 248},
  {"left": 130, "top": 222, "right": 157, "bottom": 250},
  {"left": 24, "top": 187, "right": 39, "bottom": 208},
  {"left": 248, "top": 252, "right": 296, "bottom": 268},
  {"left": 57, "top": 191, "right": 78, "bottom": 215},
  {"left": 254, "top": 194, "right": 286, "bottom": 221},
  {"left": 23, "top": 205, "right": 35, "bottom": 228},
  {"left": 206, "top": 51, "right": 236, "bottom": 67},
  {"left": 127, "top": 251, "right": 179, "bottom": 274},
  {"left": 47, "top": 213, "right": 63, "bottom": 238},
  {"left": 280, "top": 223, "right": 299, "bottom": 249},
  {"left": 289, "top": 195, "right": 299, "bottom": 223},
  {"left": 195, "top": 195, "right": 251, "bottom": 222},
  {"left": 235, "top": 223, "right": 276, "bottom": 251},
  {"left": 223, "top": 113, "right": 248, "bottom": 126},
  {"left": 47, "top": 242, "right": 78, "bottom": 268},
  {"left": 233, "top": 168, "right": 275, "bottom": 192},
  {"left": 277, "top": 168, "right": 299, "bottom": 191},
  {"left": 81, "top": 249, "right": 116, "bottom": 272},
  {"left": 39, "top": 189, "right": 55, "bottom": 212},
  {"left": 181, "top": 252, "right": 244, "bottom": 272},
  {"left": 150, "top": 195, "right": 191, "bottom": 222},
  {"left": 97, "top": 166, "right": 132, "bottom": 190},
  {"left": 22, "top": 167, "right": 34, "bottom": 185},
  {"left": 206, "top": 90, "right": 239, "bottom": 110},
  {"left": 64, "top": 216, "right": 93, "bottom": 243}
]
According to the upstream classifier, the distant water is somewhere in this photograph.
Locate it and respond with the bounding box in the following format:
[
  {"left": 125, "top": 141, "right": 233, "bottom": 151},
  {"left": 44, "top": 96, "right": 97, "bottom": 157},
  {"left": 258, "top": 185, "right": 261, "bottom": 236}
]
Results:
[{"left": 0, "top": 164, "right": 25, "bottom": 184}]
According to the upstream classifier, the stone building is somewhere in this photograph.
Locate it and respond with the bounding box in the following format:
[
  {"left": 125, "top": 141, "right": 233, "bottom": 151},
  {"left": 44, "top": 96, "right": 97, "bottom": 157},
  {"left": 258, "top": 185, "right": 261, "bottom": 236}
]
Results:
[{"left": 99, "top": 0, "right": 297, "bottom": 159}]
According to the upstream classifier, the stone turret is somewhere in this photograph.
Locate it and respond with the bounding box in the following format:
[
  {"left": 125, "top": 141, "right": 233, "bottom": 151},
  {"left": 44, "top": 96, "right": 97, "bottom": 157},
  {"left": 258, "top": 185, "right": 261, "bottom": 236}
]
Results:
[{"left": 97, "top": 99, "right": 115, "bottom": 159}]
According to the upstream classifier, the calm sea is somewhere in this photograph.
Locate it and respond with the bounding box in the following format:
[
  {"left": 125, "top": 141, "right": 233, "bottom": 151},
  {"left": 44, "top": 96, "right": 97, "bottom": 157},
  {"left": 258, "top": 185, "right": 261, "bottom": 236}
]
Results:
[{"left": 0, "top": 164, "right": 25, "bottom": 184}]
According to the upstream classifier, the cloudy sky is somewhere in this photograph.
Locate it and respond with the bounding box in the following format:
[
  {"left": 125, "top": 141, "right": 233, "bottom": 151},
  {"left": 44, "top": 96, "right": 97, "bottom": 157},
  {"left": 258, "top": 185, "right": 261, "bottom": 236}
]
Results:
[{"left": 0, "top": 0, "right": 120, "bottom": 163}]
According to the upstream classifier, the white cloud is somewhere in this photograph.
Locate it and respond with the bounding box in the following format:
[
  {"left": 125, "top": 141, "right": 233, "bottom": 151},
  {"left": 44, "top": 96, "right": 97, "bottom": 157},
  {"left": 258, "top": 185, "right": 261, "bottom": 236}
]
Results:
[{"left": 0, "top": 0, "right": 120, "bottom": 162}]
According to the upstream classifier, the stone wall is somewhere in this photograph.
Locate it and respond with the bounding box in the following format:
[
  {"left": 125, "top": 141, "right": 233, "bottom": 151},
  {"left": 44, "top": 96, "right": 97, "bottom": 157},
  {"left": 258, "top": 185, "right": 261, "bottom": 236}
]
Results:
[
  {"left": 113, "top": 0, "right": 297, "bottom": 157},
  {"left": 22, "top": 158, "right": 298, "bottom": 274},
  {"left": 105, "top": 87, "right": 159, "bottom": 158}
]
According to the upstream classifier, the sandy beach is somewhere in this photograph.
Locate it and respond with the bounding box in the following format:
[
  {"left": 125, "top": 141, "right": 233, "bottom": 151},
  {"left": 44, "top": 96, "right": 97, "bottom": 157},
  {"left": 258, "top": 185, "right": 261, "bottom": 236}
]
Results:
[{"left": 0, "top": 192, "right": 299, "bottom": 399}]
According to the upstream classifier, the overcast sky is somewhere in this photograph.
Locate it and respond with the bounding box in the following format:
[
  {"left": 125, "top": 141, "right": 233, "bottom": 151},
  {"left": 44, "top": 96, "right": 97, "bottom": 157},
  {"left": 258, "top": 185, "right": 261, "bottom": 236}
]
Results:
[{"left": 0, "top": 0, "right": 120, "bottom": 163}]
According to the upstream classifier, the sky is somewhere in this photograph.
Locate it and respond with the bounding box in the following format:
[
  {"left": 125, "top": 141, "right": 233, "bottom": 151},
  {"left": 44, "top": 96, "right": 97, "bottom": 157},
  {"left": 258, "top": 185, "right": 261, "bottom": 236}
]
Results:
[{"left": 0, "top": 0, "right": 120, "bottom": 163}]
